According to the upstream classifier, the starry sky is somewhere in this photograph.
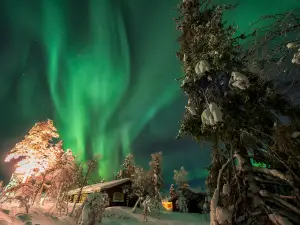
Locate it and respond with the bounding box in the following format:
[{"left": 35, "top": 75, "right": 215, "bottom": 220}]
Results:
[{"left": 0, "top": 0, "right": 298, "bottom": 188}]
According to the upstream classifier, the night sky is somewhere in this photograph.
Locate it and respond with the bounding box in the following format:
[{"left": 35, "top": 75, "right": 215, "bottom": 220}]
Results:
[{"left": 0, "top": 0, "right": 298, "bottom": 188}]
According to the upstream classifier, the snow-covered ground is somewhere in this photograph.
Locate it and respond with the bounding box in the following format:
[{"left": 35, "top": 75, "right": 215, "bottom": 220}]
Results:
[
  {"left": 0, "top": 203, "right": 210, "bottom": 225},
  {"left": 0, "top": 204, "right": 73, "bottom": 225}
]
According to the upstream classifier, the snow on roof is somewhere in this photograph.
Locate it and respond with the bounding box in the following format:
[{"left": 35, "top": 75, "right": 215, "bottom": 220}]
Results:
[{"left": 67, "top": 178, "right": 131, "bottom": 196}]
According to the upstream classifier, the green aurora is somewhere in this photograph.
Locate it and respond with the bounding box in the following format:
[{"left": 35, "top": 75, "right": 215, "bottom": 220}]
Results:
[{"left": 0, "top": 0, "right": 298, "bottom": 183}]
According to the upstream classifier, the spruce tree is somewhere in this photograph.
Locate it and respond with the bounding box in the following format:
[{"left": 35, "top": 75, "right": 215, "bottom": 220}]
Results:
[
  {"left": 174, "top": 0, "right": 300, "bottom": 224},
  {"left": 116, "top": 153, "right": 136, "bottom": 179},
  {"left": 149, "top": 152, "right": 163, "bottom": 211}
]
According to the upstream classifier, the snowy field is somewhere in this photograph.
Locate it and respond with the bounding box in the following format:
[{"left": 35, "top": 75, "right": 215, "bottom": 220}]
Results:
[{"left": 0, "top": 204, "right": 210, "bottom": 225}]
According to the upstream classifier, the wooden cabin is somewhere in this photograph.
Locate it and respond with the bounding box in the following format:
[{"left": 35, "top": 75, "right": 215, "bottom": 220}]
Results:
[{"left": 67, "top": 178, "right": 135, "bottom": 207}]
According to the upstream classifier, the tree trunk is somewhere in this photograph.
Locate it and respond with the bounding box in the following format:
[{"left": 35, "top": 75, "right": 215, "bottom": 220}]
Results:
[
  {"left": 132, "top": 197, "right": 143, "bottom": 213},
  {"left": 41, "top": 191, "right": 48, "bottom": 206},
  {"left": 55, "top": 184, "right": 63, "bottom": 209},
  {"left": 31, "top": 181, "right": 44, "bottom": 206},
  {"left": 31, "top": 173, "right": 47, "bottom": 206},
  {"left": 70, "top": 166, "right": 91, "bottom": 216},
  {"left": 210, "top": 159, "right": 231, "bottom": 225},
  {"left": 231, "top": 145, "right": 269, "bottom": 224},
  {"left": 66, "top": 194, "right": 69, "bottom": 216}
]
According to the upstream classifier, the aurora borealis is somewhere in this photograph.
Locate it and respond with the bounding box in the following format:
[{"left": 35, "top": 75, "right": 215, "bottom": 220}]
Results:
[{"left": 0, "top": 0, "right": 298, "bottom": 187}]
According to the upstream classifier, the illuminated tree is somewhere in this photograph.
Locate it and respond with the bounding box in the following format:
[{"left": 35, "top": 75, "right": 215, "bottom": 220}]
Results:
[
  {"left": 2, "top": 119, "right": 78, "bottom": 211},
  {"left": 37, "top": 148, "right": 77, "bottom": 207},
  {"left": 5, "top": 120, "right": 61, "bottom": 185},
  {"left": 174, "top": 0, "right": 300, "bottom": 224}
]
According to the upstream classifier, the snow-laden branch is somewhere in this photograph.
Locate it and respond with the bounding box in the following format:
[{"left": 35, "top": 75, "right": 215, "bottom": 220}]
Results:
[
  {"left": 201, "top": 103, "right": 223, "bottom": 126},
  {"left": 253, "top": 167, "right": 294, "bottom": 186},
  {"left": 228, "top": 72, "right": 250, "bottom": 90}
]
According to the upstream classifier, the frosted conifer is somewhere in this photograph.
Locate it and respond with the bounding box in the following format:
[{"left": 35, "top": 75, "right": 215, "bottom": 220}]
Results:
[{"left": 174, "top": 0, "right": 300, "bottom": 223}]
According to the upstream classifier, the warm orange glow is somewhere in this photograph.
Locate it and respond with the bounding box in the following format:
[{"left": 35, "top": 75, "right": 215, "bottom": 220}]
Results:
[{"left": 162, "top": 201, "right": 173, "bottom": 211}]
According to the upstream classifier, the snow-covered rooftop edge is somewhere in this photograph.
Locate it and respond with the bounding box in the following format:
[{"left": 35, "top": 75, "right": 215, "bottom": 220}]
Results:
[{"left": 67, "top": 178, "right": 131, "bottom": 195}]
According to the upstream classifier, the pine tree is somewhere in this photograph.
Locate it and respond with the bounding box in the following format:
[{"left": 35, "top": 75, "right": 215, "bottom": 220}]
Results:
[
  {"left": 116, "top": 153, "right": 136, "bottom": 179},
  {"left": 173, "top": 166, "right": 189, "bottom": 188},
  {"left": 174, "top": 0, "right": 300, "bottom": 224},
  {"left": 131, "top": 167, "right": 147, "bottom": 213},
  {"left": 149, "top": 152, "right": 163, "bottom": 212}
]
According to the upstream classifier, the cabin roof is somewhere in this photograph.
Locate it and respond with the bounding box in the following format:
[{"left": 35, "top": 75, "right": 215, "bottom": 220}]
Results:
[{"left": 67, "top": 178, "right": 131, "bottom": 195}]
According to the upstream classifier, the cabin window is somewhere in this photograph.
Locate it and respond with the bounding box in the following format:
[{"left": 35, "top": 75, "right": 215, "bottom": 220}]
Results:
[
  {"left": 73, "top": 195, "right": 78, "bottom": 203},
  {"left": 80, "top": 194, "right": 88, "bottom": 203},
  {"left": 112, "top": 192, "right": 124, "bottom": 203}
]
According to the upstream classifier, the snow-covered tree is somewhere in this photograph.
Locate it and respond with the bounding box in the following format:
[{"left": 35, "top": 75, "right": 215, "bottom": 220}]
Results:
[
  {"left": 177, "top": 189, "right": 188, "bottom": 213},
  {"left": 43, "top": 149, "right": 77, "bottom": 208},
  {"left": 142, "top": 195, "right": 151, "bottom": 222},
  {"left": 2, "top": 120, "right": 79, "bottom": 211},
  {"left": 149, "top": 152, "right": 163, "bottom": 195},
  {"left": 174, "top": 0, "right": 300, "bottom": 224},
  {"left": 131, "top": 167, "right": 147, "bottom": 212},
  {"left": 116, "top": 153, "right": 136, "bottom": 179},
  {"left": 173, "top": 166, "right": 189, "bottom": 188},
  {"left": 148, "top": 152, "right": 163, "bottom": 212},
  {"left": 173, "top": 167, "right": 189, "bottom": 213},
  {"left": 77, "top": 192, "right": 109, "bottom": 225},
  {"left": 5, "top": 120, "right": 61, "bottom": 185}
]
